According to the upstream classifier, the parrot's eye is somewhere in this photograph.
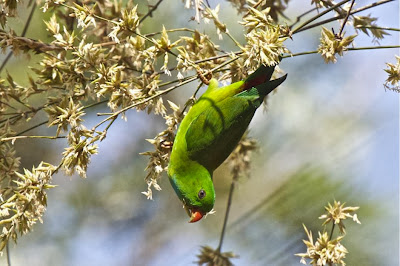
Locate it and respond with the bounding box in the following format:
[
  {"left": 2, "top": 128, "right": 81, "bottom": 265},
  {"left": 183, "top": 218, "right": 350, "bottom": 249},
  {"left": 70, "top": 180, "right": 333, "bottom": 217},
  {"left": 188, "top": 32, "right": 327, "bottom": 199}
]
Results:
[{"left": 198, "top": 189, "right": 206, "bottom": 199}]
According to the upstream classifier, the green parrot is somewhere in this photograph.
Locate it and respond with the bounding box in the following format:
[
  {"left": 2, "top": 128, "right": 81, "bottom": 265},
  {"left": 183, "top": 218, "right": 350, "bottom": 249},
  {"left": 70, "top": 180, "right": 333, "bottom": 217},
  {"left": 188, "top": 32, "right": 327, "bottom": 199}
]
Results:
[{"left": 168, "top": 64, "right": 287, "bottom": 222}]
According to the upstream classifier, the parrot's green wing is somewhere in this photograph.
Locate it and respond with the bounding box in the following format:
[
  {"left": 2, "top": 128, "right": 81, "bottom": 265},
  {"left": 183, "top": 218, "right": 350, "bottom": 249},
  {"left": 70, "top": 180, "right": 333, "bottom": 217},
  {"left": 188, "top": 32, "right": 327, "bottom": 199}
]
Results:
[
  {"left": 184, "top": 73, "right": 287, "bottom": 172},
  {"left": 185, "top": 95, "right": 256, "bottom": 171}
]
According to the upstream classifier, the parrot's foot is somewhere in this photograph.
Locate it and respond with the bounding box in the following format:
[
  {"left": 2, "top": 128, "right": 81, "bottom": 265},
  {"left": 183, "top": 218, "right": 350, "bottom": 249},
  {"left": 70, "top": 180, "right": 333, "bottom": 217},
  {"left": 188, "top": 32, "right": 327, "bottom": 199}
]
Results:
[
  {"left": 161, "top": 140, "right": 173, "bottom": 149},
  {"left": 196, "top": 68, "right": 212, "bottom": 85}
]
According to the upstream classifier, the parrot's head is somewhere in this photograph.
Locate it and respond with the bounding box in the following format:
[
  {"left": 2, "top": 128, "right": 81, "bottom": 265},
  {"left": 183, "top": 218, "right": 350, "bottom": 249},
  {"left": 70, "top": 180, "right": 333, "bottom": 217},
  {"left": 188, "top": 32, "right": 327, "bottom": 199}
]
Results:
[{"left": 169, "top": 167, "right": 215, "bottom": 223}]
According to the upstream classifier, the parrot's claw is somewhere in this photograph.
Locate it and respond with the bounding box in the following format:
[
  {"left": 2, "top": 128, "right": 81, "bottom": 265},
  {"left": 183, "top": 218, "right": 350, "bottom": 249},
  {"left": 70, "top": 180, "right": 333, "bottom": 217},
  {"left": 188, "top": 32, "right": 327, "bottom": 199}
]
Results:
[{"left": 161, "top": 140, "right": 173, "bottom": 149}]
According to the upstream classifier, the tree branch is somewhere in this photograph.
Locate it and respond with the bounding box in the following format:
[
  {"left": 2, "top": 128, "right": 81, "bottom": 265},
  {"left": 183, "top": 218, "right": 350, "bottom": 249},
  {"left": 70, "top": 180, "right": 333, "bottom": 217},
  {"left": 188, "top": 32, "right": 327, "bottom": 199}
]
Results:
[
  {"left": 356, "top": 25, "right": 400, "bottom": 32},
  {"left": 0, "top": 1, "right": 37, "bottom": 74},
  {"left": 289, "top": 6, "right": 319, "bottom": 29},
  {"left": 217, "top": 178, "right": 236, "bottom": 252},
  {"left": 139, "top": 0, "right": 165, "bottom": 24},
  {"left": 338, "top": 0, "right": 356, "bottom": 36},
  {"left": 291, "top": 0, "right": 351, "bottom": 34},
  {"left": 1, "top": 135, "right": 67, "bottom": 143},
  {"left": 294, "top": 0, "right": 395, "bottom": 34}
]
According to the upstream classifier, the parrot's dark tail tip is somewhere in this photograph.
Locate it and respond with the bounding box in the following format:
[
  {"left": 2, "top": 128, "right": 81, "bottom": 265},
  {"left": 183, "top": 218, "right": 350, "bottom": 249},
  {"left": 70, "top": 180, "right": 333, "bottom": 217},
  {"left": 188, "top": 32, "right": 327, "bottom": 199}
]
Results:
[
  {"left": 270, "top": 73, "right": 288, "bottom": 89},
  {"left": 260, "top": 73, "right": 287, "bottom": 97}
]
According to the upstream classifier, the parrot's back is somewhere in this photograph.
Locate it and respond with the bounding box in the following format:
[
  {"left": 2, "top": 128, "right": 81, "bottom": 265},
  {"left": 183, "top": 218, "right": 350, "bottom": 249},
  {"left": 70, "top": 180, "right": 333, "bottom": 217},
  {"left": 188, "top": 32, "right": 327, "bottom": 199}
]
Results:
[{"left": 177, "top": 64, "right": 287, "bottom": 172}]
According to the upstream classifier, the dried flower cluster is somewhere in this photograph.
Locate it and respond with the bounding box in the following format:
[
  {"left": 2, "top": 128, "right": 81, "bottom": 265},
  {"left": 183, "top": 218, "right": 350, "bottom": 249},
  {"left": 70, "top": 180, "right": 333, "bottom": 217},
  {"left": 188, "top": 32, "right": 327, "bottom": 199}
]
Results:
[
  {"left": 196, "top": 245, "right": 238, "bottom": 266},
  {"left": 0, "top": 124, "right": 19, "bottom": 183},
  {"left": 318, "top": 27, "right": 356, "bottom": 63},
  {"left": 225, "top": 133, "right": 258, "bottom": 181},
  {"left": 203, "top": 5, "right": 227, "bottom": 40},
  {"left": 353, "top": 15, "right": 389, "bottom": 42},
  {"left": 218, "top": 0, "right": 290, "bottom": 22},
  {"left": 0, "top": 162, "right": 57, "bottom": 251},
  {"left": 384, "top": 55, "right": 400, "bottom": 92},
  {"left": 177, "top": 30, "right": 222, "bottom": 76},
  {"left": 319, "top": 200, "right": 361, "bottom": 234},
  {"left": 298, "top": 225, "right": 348, "bottom": 266},
  {"left": 140, "top": 101, "right": 183, "bottom": 199},
  {"left": 296, "top": 201, "right": 361, "bottom": 265},
  {"left": 0, "top": 0, "right": 19, "bottom": 27},
  {"left": 248, "top": 0, "right": 290, "bottom": 22},
  {"left": 240, "top": 7, "right": 290, "bottom": 68}
]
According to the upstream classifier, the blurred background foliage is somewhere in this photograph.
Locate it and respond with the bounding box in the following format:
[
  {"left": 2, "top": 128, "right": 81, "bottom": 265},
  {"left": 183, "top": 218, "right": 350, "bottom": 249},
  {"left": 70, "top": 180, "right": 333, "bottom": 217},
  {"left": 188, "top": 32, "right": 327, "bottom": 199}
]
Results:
[{"left": 0, "top": 0, "right": 399, "bottom": 265}]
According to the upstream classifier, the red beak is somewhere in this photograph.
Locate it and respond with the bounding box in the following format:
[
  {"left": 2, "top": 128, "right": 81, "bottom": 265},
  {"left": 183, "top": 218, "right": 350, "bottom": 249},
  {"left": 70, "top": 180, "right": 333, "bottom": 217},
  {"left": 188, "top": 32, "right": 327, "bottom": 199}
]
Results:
[{"left": 189, "top": 211, "right": 203, "bottom": 223}]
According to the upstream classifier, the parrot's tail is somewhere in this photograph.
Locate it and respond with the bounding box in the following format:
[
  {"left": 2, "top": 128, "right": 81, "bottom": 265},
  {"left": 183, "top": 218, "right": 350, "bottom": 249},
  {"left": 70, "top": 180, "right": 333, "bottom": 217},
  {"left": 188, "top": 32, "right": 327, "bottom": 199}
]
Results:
[
  {"left": 261, "top": 73, "right": 288, "bottom": 97},
  {"left": 235, "top": 64, "right": 287, "bottom": 108},
  {"left": 242, "top": 63, "right": 287, "bottom": 95},
  {"left": 242, "top": 63, "right": 287, "bottom": 91}
]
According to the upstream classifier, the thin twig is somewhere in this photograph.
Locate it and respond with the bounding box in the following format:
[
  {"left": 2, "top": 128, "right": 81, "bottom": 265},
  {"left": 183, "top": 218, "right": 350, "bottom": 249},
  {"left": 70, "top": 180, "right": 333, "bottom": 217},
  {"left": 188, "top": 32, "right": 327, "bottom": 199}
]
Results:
[
  {"left": 217, "top": 179, "right": 235, "bottom": 252},
  {"left": 0, "top": 101, "right": 17, "bottom": 111},
  {"left": 201, "top": 2, "right": 244, "bottom": 49},
  {"left": 292, "top": 0, "right": 351, "bottom": 34},
  {"left": 209, "top": 56, "right": 240, "bottom": 73},
  {"left": 21, "top": 1, "right": 37, "bottom": 37},
  {"left": 283, "top": 50, "right": 318, "bottom": 58},
  {"left": 0, "top": 53, "right": 13, "bottom": 75},
  {"left": 289, "top": 6, "right": 319, "bottom": 28},
  {"left": 146, "top": 51, "right": 242, "bottom": 78},
  {"left": 320, "top": 0, "right": 347, "bottom": 16},
  {"left": 348, "top": 45, "right": 400, "bottom": 51},
  {"left": 356, "top": 25, "right": 400, "bottom": 32},
  {"left": 338, "top": 0, "right": 356, "bottom": 36},
  {"left": 93, "top": 77, "right": 195, "bottom": 126},
  {"left": 6, "top": 242, "right": 11, "bottom": 266},
  {"left": 193, "top": 82, "right": 204, "bottom": 99},
  {"left": 282, "top": 44, "right": 400, "bottom": 59},
  {"left": 144, "top": 28, "right": 196, "bottom": 37},
  {"left": 0, "top": 97, "right": 106, "bottom": 128},
  {"left": 194, "top": 52, "right": 242, "bottom": 64},
  {"left": 329, "top": 223, "right": 336, "bottom": 240},
  {"left": 229, "top": 176, "right": 294, "bottom": 229},
  {"left": 180, "top": 81, "right": 204, "bottom": 115},
  {"left": 15, "top": 121, "right": 48, "bottom": 136},
  {"left": 82, "top": 100, "right": 109, "bottom": 110},
  {"left": 158, "top": 74, "right": 200, "bottom": 88},
  {"left": 294, "top": 0, "right": 394, "bottom": 34},
  {"left": 225, "top": 31, "right": 244, "bottom": 49},
  {"left": 8, "top": 95, "right": 34, "bottom": 110},
  {"left": 102, "top": 116, "right": 117, "bottom": 134},
  {"left": 0, "top": 1, "right": 37, "bottom": 74},
  {"left": 139, "top": 0, "right": 165, "bottom": 24},
  {"left": 133, "top": 29, "right": 180, "bottom": 57},
  {"left": 1, "top": 135, "right": 67, "bottom": 143},
  {"left": 4, "top": 100, "right": 109, "bottom": 136}
]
